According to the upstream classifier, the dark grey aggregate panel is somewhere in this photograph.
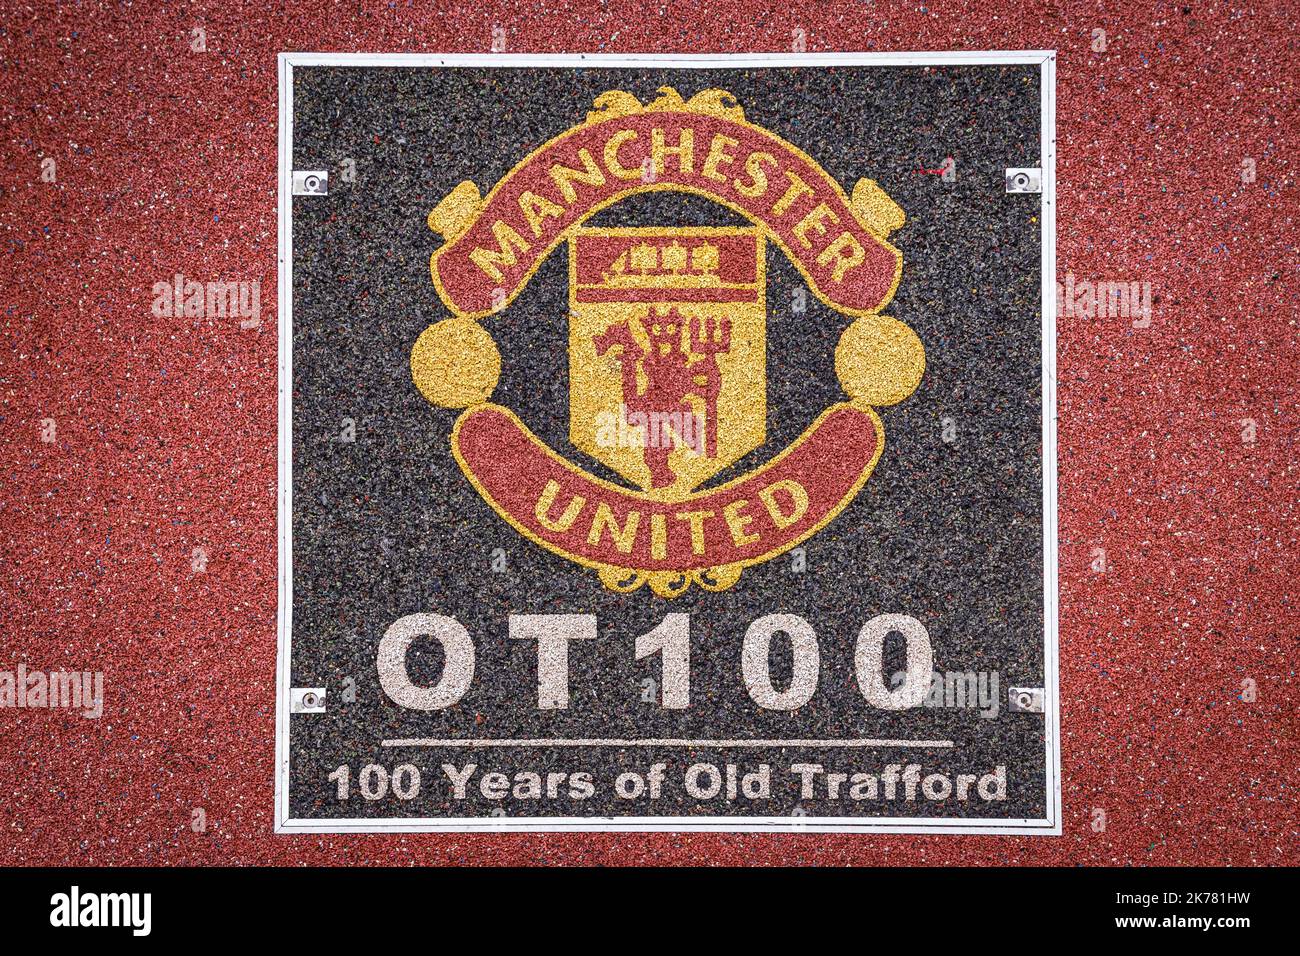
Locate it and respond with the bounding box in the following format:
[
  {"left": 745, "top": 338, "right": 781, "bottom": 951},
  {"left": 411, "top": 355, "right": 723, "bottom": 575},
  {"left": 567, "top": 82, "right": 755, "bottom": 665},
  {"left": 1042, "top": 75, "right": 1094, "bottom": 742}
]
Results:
[{"left": 287, "top": 64, "right": 1046, "bottom": 823}]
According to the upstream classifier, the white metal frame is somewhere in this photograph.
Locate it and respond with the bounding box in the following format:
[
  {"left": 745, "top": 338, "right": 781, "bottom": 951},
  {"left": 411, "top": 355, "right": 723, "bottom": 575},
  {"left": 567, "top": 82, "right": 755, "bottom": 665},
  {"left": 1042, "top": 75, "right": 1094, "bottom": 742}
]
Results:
[{"left": 276, "top": 51, "right": 1060, "bottom": 835}]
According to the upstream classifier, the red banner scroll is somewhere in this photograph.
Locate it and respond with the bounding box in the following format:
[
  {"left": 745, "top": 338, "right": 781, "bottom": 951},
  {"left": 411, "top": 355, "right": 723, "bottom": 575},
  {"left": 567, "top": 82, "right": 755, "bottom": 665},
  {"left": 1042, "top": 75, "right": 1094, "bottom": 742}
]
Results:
[
  {"left": 452, "top": 402, "right": 884, "bottom": 575},
  {"left": 431, "top": 110, "right": 902, "bottom": 319}
]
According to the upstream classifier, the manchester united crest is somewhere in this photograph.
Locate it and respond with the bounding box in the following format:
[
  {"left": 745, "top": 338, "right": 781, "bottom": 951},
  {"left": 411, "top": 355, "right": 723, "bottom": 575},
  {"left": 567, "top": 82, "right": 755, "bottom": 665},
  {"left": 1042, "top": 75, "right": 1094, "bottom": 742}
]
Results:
[{"left": 411, "top": 87, "right": 926, "bottom": 596}]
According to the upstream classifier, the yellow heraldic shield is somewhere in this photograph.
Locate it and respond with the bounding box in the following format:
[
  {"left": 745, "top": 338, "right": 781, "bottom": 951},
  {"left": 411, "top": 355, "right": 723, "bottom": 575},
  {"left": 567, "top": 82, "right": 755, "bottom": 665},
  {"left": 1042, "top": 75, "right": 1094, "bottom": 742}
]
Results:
[{"left": 568, "top": 226, "right": 767, "bottom": 499}]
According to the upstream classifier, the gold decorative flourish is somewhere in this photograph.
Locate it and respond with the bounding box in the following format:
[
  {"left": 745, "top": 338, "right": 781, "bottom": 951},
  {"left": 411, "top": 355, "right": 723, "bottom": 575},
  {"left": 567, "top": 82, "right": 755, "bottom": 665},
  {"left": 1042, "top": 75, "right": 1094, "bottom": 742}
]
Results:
[
  {"left": 585, "top": 86, "right": 745, "bottom": 126},
  {"left": 695, "top": 564, "right": 743, "bottom": 591},
  {"left": 427, "top": 181, "right": 483, "bottom": 241},
  {"left": 586, "top": 90, "right": 645, "bottom": 124},
  {"left": 597, "top": 566, "right": 645, "bottom": 593},
  {"left": 683, "top": 89, "right": 745, "bottom": 122},
  {"left": 591, "top": 563, "right": 745, "bottom": 596},
  {"left": 851, "top": 178, "right": 907, "bottom": 238},
  {"left": 645, "top": 572, "right": 692, "bottom": 598},
  {"left": 643, "top": 87, "right": 688, "bottom": 112}
]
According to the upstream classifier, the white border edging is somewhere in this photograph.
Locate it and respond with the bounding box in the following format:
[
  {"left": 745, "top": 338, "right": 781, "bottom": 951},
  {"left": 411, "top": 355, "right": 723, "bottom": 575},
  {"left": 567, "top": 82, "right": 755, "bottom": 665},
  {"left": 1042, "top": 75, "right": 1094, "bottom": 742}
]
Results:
[{"left": 275, "top": 51, "right": 1060, "bottom": 836}]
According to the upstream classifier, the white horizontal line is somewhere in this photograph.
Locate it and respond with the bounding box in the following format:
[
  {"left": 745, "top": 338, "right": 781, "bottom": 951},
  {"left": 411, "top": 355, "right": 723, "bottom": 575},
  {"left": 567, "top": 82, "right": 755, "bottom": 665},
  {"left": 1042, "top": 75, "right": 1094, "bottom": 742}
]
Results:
[
  {"left": 382, "top": 738, "right": 954, "bottom": 749},
  {"left": 281, "top": 53, "right": 1057, "bottom": 69}
]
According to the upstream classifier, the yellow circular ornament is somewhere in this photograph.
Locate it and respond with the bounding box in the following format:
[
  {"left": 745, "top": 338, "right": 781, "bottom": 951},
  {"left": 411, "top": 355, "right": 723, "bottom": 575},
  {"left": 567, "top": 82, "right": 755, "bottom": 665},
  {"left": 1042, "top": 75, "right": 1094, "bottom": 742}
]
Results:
[
  {"left": 834, "top": 314, "right": 925, "bottom": 407},
  {"left": 410, "top": 318, "right": 501, "bottom": 408}
]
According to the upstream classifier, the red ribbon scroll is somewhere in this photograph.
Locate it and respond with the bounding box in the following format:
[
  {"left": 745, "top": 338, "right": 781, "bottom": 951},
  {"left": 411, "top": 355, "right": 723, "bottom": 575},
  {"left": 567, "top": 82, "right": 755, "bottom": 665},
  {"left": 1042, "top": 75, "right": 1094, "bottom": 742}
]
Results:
[
  {"left": 431, "top": 111, "right": 902, "bottom": 319},
  {"left": 452, "top": 402, "right": 884, "bottom": 574}
]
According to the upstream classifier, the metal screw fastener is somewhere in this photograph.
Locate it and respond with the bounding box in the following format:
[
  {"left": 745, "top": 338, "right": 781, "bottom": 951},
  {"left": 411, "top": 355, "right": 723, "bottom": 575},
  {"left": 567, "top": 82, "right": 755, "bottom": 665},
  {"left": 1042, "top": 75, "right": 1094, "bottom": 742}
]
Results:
[
  {"left": 292, "top": 170, "right": 329, "bottom": 196},
  {"left": 291, "top": 687, "right": 328, "bottom": 713},
  {"left": 1005, "top": 168, "right": 1042, "bottom": 194},
  {"left": 1008, "top": 687, "right": 1045, "bottom": 713}
]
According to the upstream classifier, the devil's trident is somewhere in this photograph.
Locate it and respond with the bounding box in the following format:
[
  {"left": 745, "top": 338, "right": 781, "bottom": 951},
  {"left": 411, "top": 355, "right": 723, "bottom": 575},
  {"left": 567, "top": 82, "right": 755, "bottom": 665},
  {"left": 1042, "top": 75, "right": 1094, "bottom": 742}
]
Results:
[{"left": 688, "top": 315, "right": 732, "bottom": 459}]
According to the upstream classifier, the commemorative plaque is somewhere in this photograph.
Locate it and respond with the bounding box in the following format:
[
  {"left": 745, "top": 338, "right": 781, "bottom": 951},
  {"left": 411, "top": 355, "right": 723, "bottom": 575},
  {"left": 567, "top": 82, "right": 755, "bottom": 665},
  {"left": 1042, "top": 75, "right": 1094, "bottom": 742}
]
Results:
[{"left": 276, "top": 53, "right": 1059, "bottom": 832}]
